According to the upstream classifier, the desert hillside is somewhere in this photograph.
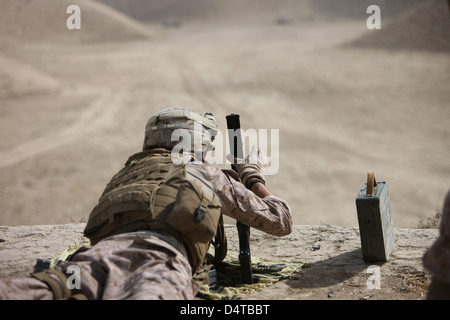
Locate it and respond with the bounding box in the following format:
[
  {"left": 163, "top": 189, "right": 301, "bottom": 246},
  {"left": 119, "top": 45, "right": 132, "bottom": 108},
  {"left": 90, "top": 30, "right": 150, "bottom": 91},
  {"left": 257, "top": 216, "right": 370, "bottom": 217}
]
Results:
[
  {"left": 97, "top": 0, "right": 425, "bottom": 23},
  {"left": 0, "top": 53, "right": 61, "bottom": 99},
  {"left": 0, "top": 0, "right": 152, "bottom": 45},
  {"left": 0, "top": 0, "right": 448, "bottom": 229}
]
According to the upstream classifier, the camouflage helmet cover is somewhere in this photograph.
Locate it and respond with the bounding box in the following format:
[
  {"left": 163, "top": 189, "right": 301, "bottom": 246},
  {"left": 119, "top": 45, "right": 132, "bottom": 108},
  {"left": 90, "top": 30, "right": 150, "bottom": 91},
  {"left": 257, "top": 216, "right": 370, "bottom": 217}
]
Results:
[{"left": 143, "top": 107, "right": 218, "bottom": 157}]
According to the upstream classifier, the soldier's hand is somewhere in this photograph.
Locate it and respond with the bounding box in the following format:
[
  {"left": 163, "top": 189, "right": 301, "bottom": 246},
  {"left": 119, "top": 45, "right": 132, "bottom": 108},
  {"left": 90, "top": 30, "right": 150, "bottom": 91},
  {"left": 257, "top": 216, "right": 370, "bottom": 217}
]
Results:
[{"left": 226, "top": 146, "right": 267, "bottom": 188}]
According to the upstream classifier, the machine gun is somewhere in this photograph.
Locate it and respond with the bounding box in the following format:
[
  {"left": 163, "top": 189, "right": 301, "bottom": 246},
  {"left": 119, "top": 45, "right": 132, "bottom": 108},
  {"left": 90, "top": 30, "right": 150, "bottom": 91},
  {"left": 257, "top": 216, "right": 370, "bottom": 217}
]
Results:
[{"left": 226, "top": 114, "right": 253, "bottom": 284}]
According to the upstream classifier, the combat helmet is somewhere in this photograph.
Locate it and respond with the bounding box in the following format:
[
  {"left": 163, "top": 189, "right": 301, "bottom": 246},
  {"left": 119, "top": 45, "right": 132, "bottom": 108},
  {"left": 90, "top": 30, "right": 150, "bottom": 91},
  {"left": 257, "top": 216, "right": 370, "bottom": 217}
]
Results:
[{"left": 143, "top": 107, "right": 218, "bottom": 161}]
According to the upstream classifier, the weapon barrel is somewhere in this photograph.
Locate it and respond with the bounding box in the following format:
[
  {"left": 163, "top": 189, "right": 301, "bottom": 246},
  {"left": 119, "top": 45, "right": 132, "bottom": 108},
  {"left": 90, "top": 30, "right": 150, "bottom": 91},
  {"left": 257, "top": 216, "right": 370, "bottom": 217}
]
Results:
[{"left": 226, "top": 114, "right": 253, "bottom": 284}]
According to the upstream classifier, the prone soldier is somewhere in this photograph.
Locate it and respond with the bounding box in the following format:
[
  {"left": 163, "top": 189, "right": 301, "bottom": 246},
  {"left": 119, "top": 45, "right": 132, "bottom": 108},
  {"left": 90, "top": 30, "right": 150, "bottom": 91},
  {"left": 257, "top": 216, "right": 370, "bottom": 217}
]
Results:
[{"left": 0, "top": 107, "right": 292, "bottom": 300}]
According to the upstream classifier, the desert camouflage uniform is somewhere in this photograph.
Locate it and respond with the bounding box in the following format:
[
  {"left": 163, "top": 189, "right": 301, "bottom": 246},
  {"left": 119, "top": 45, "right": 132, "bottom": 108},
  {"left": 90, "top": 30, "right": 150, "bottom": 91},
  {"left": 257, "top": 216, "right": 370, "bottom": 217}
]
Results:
[
  {"left": 0, "top": 159, "right": 292, "bottom": 300},
  {"left": 423, "top": 189, "right": 450, "bottom": 299}
]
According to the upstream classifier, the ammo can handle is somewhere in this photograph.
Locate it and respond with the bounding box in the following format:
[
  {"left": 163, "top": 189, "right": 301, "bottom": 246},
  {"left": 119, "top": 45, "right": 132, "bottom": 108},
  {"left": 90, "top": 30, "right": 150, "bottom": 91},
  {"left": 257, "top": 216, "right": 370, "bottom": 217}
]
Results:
[{"left": 366, "top": 172, "right": 378, "bottom": 195}]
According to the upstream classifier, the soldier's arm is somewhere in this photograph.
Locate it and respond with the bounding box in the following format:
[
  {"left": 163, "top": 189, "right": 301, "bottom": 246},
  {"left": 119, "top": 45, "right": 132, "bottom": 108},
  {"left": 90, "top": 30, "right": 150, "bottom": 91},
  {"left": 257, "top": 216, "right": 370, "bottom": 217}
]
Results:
[{"left": 203, "top": 165, "right": 292, "bottom": 237}]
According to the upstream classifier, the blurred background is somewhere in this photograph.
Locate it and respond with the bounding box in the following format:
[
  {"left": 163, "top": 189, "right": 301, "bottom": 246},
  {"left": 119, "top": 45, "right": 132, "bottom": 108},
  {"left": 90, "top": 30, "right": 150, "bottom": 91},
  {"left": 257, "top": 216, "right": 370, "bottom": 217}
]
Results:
[{"left": 0, "top": 0, "right": 449, "bottom": 228}]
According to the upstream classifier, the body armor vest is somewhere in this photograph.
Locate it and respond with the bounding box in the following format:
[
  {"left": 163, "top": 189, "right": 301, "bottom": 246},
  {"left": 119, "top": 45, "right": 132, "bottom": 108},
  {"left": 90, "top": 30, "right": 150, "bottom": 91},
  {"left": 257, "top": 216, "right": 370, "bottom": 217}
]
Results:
[{"left": 84, "top": 148, "right": 223, "bottom": 271}]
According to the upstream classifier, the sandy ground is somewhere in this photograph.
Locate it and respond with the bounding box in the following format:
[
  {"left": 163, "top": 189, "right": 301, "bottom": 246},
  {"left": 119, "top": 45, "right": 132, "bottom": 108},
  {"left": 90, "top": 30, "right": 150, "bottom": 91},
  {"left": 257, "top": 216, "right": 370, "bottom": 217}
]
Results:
[
  {"left": 0, "top": 223, "right": 439, "bottom": 300},
  {"left": 0, "top": 0, "right": 449, "bottom": 230}
]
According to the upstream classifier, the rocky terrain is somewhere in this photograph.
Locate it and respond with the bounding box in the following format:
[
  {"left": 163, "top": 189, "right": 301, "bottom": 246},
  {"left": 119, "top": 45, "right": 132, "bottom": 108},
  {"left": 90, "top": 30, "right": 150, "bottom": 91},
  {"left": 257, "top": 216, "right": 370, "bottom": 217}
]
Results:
[
  {"left": 0, "top": 0, "right": 448, "bottom": 300},
  {"left": 0, "top": 223, "right": 439, "bottom": 300}
]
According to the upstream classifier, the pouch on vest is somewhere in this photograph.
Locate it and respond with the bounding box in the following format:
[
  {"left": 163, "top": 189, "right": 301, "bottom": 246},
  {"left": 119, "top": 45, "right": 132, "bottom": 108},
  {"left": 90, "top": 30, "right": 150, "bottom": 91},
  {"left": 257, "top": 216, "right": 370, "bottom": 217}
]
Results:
[
  {"left": 169, "top": 179, "right": 221, "bottom": 243},
  {"left": 151, "top": 164, "right": 222, "bottom": 244}
]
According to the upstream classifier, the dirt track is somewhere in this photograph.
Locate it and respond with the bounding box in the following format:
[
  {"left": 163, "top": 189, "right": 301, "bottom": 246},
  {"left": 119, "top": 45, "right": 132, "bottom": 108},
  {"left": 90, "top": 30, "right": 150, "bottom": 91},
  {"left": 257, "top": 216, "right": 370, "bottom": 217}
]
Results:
[{"left": 0, "top": 0, "right": 449, "bottom": 230}]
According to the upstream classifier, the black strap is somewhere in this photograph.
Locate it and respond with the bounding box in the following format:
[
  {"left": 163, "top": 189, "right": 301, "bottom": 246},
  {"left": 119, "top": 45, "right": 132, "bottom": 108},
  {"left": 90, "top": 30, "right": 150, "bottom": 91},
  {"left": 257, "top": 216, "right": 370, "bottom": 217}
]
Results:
[
  {"left": 247, "top": 178, "right": 265, "bottom": 190},
  {"left": 209, "top": 214, "right": 227, "bottom": 265}
]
